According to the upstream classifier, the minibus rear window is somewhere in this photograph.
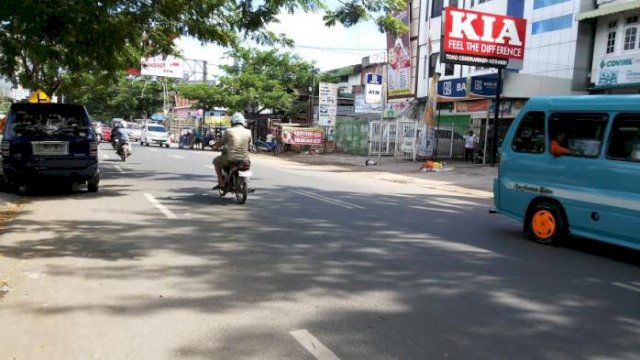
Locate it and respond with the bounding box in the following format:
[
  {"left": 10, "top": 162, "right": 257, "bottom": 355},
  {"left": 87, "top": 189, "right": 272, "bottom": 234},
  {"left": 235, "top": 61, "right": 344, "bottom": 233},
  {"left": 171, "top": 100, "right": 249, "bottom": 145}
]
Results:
[
  {"left": 511, "top": 111, "right": 545, "bottom": 154},
  {"left": 607, "top": 114, "right": 640, "bottom": 162}
]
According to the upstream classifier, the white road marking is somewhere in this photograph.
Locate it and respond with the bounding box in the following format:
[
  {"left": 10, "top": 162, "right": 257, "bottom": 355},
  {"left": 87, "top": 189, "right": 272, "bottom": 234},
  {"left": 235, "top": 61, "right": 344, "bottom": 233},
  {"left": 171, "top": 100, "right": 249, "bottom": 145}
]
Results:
[
  {"left": 101, "top": 154, "right": 110, "bottom": 160},
  {"left": 290, "top": 329, "right": 341, "bottom": 360},
  {"left": 143, "top": 193, "right": 177, "bottom": 219},
  {"left": 147, "top": 148, "right": 159, "bottom": 152},
  {"left": 169, "top": 154, "right": 185, "bottom": 159},
  {"left": 613, "top": 282, "right": 640, "bottom": 294},
  {"left": 290, "top": 190, "right": 365, "bottom": 210},
  {"left": 114, "top": 165, "right": 125, "bottom": 173}
]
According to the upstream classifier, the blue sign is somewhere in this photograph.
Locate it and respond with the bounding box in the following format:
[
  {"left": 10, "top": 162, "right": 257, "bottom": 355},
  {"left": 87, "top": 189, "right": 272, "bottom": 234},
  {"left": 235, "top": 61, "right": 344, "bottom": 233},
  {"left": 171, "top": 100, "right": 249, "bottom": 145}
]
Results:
[
  {"left": 437, "top": 74, "right": 499, "bottom": 100},
  {"left": 366, "top": 73, "right": 383, "bottom": 85}
]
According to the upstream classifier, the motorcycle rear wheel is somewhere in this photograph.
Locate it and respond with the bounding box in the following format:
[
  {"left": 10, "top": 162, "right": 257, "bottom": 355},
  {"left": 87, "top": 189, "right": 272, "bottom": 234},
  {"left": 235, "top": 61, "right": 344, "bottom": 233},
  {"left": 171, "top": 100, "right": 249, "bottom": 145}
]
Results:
[{"left": 234, "top": 176, "right": 247, "bottom": 204}]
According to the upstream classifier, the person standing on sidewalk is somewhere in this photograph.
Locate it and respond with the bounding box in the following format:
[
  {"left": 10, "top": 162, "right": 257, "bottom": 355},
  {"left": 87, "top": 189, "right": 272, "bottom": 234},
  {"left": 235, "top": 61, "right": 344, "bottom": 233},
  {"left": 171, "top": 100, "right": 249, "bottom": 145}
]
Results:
[{"left": 464, "top": 130, "right": 476, "bottom": 162}]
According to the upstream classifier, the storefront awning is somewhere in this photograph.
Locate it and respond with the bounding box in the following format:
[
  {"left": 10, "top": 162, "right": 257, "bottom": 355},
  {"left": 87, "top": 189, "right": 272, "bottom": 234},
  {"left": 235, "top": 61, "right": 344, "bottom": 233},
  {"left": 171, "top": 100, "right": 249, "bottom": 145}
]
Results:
[{"left": 577, "top": 0, "right": 640, "bottom": 21}]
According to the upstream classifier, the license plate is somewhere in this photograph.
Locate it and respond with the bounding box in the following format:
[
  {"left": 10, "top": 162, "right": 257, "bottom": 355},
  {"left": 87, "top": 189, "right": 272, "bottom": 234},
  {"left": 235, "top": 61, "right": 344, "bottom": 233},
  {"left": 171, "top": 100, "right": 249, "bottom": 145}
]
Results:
[
  {"left": 32, "top": 141, "right": 69, "bottom": 155},
  {"left": 238, "top": 170, "right": 252, "bottom": 177}
]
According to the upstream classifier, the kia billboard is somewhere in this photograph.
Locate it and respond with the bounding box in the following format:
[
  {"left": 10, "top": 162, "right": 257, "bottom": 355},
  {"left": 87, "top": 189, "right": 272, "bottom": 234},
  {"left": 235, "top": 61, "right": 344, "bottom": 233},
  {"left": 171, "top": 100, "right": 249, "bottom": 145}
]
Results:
[{"left": 442, "top": 7, "right": 527, "bottom": 68}]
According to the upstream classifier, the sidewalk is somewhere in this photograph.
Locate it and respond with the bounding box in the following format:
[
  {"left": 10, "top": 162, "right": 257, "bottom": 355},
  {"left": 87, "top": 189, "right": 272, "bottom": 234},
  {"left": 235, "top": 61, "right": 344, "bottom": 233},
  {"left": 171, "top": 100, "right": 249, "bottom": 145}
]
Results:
[{"left": 276, "top": 152, "right": 497, "bottom": 197}]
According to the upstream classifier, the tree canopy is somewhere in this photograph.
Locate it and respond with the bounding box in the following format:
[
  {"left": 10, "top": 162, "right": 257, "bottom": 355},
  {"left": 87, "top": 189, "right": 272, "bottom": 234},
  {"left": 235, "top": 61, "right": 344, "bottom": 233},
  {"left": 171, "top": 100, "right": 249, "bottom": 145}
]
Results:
[
  {"left": 62, "top": 72, "right": 172, "bottom": 121},
  {"left": 179, "top": 47, "right": 317, "bottom": 116},
  {"left": 0, "top": 0, "right": 408, "bottom": 95}
]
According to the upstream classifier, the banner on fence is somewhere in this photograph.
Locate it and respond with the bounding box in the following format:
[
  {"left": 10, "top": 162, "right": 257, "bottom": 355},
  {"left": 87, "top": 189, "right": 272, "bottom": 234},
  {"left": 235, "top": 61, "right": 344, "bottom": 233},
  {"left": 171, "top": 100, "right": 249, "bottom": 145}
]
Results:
[{"left": 282, "top": 127, "right": 324, "bottom": 145}]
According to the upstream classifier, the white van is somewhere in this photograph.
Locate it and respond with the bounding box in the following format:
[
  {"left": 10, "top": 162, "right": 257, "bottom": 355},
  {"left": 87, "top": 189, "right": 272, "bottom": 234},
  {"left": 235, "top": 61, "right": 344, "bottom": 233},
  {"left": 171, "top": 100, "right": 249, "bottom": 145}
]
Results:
[{"left": 140, "top": 124, "right": 169, "bottom": 147}]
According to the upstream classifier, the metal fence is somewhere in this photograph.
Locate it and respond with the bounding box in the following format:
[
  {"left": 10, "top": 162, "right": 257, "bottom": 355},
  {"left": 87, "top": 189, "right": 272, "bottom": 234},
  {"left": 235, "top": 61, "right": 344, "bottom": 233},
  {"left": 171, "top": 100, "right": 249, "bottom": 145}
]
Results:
[{"left": 334, "top": 115, "right": 376, "bottom": 155}]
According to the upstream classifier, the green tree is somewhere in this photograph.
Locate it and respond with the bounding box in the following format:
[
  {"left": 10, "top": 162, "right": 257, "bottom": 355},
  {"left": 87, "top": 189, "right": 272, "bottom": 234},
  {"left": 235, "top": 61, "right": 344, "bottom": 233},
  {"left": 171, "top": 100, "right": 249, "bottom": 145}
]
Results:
[
  {"left": 62, "top": 73, "right": 171, "bottom": 121},
  {"left": 179, "top": 47, "right": 317, "bottom": 116},
  {"left": 177, "top": 83, "right": 225, "bottom": 116},
  {"left": 0, "top": 0, "right": 407, "bottom": 95},
  {"left": 0, "top": 92, "right": 11, "bottom": 115}
]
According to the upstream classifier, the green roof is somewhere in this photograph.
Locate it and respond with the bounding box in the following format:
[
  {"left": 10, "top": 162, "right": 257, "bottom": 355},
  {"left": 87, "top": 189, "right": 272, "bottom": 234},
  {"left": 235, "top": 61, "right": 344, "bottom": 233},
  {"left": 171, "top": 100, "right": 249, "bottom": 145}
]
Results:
[{"left": 577, "top": 0, "right": 640, "bottom": 21}]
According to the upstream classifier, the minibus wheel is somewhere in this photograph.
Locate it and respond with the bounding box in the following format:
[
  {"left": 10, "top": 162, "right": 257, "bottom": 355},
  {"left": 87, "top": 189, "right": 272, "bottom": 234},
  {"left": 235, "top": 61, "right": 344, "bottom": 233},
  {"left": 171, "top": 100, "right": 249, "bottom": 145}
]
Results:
[{"left": 527, "top": 202, "right": 567, "bottom": 245}]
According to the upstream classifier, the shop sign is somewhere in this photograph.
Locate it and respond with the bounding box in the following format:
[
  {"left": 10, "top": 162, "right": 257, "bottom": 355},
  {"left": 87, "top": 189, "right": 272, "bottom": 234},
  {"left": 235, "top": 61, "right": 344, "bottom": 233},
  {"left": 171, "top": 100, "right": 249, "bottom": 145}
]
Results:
[
  {"left": 355, "top": 94, "right": 382, "bottom": 114},
  {"left": 597, "top": 53, "right": 640, "bottom": 87},
  {"left": 282, "top": 127, "right": 323, "bottom": 145},
  {"left": 442, "top": 7, "right": 527, "bottom": 68},
  {"left": 455, "top": 99, "right": 490, "bottom": 112},
  {"left": 387, "top": 5, "right": 412, "bottom": 98},
  {"left": 438, "top": 73, "right": 499, "bottom": 100},
  {"left": 141, "top": 56, "right": 184, "bottom": 78},
  {"left": 318, "top": 83, "right": 338, "bottom": 126}
]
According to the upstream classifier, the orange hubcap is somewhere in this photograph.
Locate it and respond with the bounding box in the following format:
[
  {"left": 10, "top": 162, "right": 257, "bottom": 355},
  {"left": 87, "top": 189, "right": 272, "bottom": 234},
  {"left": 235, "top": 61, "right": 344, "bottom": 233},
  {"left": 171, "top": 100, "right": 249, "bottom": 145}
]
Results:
[{"left": 532, "top": 210, "right": 556, "bottom": 240}]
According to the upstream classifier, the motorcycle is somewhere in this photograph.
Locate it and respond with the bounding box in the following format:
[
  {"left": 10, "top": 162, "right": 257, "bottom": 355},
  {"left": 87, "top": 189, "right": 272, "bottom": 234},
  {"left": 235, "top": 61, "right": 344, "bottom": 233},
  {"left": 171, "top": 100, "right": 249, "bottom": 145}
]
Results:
[
  {"left": 114, "top": 138, "right": 132, "bottom": 161},
  {"left": 217, "top": 159, "right": 252, "bottom": 204},
  {"left": 253, "top": 138, "right": 284, "bottom": 155}
]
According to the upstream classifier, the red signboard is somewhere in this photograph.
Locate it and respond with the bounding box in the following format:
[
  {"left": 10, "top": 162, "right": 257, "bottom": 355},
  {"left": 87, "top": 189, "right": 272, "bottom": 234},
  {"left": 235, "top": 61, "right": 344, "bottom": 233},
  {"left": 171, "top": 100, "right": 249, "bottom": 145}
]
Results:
[
  {"left": 282, "top": 127, "right": 323, "bottom": 145},
  {"left": 454, "top": 99, "right": 490, "bottom": 113},
  {"left": 443, "top": 7, "right": 527, "bottom": 68}
]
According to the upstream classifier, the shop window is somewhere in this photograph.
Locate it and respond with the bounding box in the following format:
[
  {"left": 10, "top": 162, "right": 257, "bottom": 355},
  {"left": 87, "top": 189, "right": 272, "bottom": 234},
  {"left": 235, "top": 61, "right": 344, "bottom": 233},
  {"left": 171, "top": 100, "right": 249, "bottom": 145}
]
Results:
[
  {"left": 607, "top": 114, "right": 640, "bottom": 162},
  {"left": 449, "top": 0, "right": 459, "bottom": 8},
  {"left": 511, "top": 112, "right": 545, "bottom": 154},
  {"left": 548, "top": 113, "right": 608, "bottom": 158},
  {"left": 624, "top": 27, "right": 637, "bottom": 50},
  {"left": 624, "top": 16, "right": 639, "bottom": 51},
  {"left": 607, "top": 31, "right": 617, "bottom": 53},
  {"left": 444, "top": 63, "right": 454, "bottom": 76},
  {"left": 428, "top": 53, "right": 440, "bottom": 78},
  {"left": 431, "top": 0, "right": 444, "bottom": 18}
]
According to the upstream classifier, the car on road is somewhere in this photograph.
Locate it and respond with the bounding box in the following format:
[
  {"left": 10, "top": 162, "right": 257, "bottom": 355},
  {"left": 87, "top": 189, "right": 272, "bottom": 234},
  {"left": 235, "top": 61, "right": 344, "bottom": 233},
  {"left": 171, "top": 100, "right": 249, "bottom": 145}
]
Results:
[
  {"left": 102, "top": 126, "right": 111, "bottom": 142},
  {"left": 1, "top": 102, "right": 100, "bottom": 192},
  {"left": 127, "top": 122, "right": 142, "bottom": 142},
  {"left": 141, "top": 123, "right": 170, "bottom": 147}
]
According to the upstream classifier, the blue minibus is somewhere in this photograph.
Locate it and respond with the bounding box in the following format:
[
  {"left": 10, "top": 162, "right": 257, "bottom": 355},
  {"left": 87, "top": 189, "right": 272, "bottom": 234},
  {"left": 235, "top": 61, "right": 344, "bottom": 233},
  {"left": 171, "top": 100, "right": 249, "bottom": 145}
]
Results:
[{"left": 494, "top": 95, "right": 640, "bottom": 249}]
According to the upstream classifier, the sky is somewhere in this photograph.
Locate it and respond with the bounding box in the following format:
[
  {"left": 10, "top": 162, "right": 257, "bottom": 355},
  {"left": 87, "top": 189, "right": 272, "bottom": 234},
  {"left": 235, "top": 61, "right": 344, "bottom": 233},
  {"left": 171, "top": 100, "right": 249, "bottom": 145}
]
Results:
[{"left": 176, "top": 10, "right": 388, "bottom": 76}]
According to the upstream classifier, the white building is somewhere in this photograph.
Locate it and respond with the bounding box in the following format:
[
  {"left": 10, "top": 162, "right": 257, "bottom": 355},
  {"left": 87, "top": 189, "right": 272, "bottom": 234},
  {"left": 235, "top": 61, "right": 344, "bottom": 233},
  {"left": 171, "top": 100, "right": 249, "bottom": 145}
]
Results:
[
  {"left": 578, "top": 0, "right": 640, "bottom": 93},
  {"left": 417, "top": 0, "right": 595, "bottom": 103}
]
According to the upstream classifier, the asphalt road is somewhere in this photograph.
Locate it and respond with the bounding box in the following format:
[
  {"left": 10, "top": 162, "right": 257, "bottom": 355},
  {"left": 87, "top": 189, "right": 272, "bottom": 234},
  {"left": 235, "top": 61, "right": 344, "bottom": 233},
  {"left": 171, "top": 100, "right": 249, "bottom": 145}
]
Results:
[{"left": 1, "top": 142, "right": 640, "bottom": 360}]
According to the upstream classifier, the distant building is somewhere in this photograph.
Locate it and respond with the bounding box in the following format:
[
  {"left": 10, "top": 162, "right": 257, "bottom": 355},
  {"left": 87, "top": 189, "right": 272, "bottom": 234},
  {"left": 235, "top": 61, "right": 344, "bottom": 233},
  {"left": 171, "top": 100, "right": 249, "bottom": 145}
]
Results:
[{"left": 577, "top": 0, "right": 640, "bottom": 93}]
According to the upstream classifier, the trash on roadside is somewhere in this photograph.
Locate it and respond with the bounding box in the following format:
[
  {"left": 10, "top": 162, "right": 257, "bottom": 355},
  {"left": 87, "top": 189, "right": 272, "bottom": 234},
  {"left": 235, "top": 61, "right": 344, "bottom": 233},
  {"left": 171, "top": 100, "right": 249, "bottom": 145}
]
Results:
[
  {"left": 420, "top": 160, "right": 454, "bottom": 173},
  {"left": 0, "top": 281, "right": 11, "bottom": 299},
  {"left": 365, "top": 159, "right": 377, "bottom": 166}
]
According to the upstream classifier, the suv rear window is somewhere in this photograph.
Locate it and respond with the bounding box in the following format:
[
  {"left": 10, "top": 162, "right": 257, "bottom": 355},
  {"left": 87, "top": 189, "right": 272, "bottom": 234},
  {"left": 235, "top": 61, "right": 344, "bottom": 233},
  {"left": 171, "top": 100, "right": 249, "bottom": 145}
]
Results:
[{"left": 7, "top": 104, "right": 91, "bottom": 139}]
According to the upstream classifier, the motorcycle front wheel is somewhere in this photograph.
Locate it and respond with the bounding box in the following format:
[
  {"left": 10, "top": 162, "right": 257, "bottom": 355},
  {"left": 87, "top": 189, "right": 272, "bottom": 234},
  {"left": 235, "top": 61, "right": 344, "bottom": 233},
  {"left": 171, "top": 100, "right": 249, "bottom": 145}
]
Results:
[{"left": 234, "top": 176, "right": 247, "bottom": 204}]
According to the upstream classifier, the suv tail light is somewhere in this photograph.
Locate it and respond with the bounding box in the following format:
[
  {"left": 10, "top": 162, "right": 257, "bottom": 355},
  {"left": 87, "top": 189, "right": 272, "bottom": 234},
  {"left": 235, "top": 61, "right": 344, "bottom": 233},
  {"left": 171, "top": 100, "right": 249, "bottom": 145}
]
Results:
[
  {"left": 89, "top": 142, "right": 98, "bottom": 157},
  {"left": 1, "top": 140, "right": 10, "bottom": 156}
]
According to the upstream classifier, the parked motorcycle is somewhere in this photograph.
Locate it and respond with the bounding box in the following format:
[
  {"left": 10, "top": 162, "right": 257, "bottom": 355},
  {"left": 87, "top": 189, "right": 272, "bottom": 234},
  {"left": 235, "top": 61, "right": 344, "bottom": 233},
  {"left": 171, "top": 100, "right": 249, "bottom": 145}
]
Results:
[
  {"left": 253, "top": 138, "right": 283, "bottom": 155},
  {"left": 114, "top": 138, "right": 132, "bottom": 161},
  {"left": 217, "top": 159, "right": 252, "bottom": 204}
]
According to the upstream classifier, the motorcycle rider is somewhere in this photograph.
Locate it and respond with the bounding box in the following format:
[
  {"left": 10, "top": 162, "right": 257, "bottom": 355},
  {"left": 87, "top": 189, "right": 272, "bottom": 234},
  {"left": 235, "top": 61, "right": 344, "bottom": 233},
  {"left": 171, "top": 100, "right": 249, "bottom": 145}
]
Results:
[
  {"left": 212, "top": 112, "right": 252, "bottom": 189},
  {"left": 112, "top": 122, "right": 130, "bottom": 155}
]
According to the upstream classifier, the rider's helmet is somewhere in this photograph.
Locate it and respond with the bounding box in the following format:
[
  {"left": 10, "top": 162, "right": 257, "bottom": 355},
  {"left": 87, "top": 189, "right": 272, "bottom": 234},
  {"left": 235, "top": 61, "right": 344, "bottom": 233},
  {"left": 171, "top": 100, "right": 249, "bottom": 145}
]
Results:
[{"left": 231, "top": 112, "right": 246, "bottom": 126}]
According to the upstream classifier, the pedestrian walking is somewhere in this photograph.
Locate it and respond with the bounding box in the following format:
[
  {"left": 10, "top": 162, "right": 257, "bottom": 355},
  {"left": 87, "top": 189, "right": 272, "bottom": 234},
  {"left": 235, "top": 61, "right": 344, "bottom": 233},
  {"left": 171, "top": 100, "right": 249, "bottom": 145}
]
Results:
[{"left": 464, "top": 130, "right": 476, "bottom": 162}]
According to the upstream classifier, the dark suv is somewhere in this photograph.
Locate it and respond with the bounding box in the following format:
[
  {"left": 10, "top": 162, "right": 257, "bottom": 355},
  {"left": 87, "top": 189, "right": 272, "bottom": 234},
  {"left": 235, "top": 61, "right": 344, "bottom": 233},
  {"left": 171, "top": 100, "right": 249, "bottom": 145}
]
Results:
[{"left": 1, "top": 103, "right": 99, "bottom": 192}]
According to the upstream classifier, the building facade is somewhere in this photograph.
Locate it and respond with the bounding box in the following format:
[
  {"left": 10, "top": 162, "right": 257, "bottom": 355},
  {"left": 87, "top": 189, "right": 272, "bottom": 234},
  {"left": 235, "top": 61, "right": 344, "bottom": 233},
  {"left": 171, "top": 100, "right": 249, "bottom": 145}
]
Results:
[
  {"left": 417, "top": 0, "right": 595, "bottom": 106},
  {"left": 578, "top": 0, "right": 640, "bottom": 93}
]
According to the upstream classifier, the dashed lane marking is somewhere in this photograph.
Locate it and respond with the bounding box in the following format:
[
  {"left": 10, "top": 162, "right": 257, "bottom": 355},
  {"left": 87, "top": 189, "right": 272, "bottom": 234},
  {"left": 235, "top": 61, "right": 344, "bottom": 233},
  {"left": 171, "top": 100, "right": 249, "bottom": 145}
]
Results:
[
  {"left": 169, "top": 154, "right": 186, "bottom": 159},
  {"left": 290, "top": 329, "right": 341, "bottom": 360},
  {"left": 143, "top": 193, "right": 177, "bottom": 219},
  {"left": 290, "top": 189, "right": 365, "bottom": 210},
  {"left": 114, "top": 165, "right": 125, "bottom": 173}
]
